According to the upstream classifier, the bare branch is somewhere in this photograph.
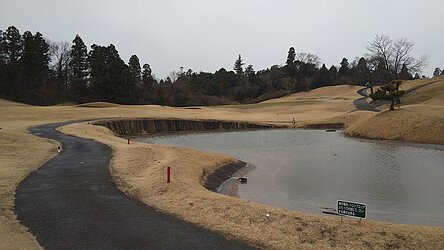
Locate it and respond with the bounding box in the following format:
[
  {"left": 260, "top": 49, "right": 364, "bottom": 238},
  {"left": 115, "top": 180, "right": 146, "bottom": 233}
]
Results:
[
  {"left": 408, "top": 55, "right": 430, "bottom": 74},
  {"left": 366, "top": 34, "right": 427, "bottom": 78},
  {"left": 295, "top": 52, "right": 321, "bottom": 67}
]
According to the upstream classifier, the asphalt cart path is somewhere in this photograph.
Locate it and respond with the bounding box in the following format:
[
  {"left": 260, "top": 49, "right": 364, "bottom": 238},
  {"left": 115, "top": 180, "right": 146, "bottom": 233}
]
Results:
[
  {"left": 352, "top": 88, "right": 380, "bottom": 112},
  {"left": 16, "top": 123, "right": 254, "bottom": 250}
]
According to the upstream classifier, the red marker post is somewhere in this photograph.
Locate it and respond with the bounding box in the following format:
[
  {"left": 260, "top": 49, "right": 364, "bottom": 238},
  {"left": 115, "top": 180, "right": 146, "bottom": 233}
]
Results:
[
  {"left": 166, "top": 166, "right": 171, "bottom": 183},
  {"left": 127, "top": 138, "right": 130, "bottom": 144}
]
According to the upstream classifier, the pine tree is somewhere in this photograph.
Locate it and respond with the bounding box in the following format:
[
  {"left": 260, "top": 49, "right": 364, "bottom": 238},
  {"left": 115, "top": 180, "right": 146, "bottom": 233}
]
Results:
[
  {"left": 399, "top": 63, "right": 412, "bottom": 80},
  {"left": 88, "top": 44, "right": 131, "bottom": 103},
  {"left": 369, "top": 80, "right": 405, "bottom": 110},
  {"left": 314, "top": 63, "right": 330, "bottom": 88},
  {"left": 233, "top": 54, "right": 244, "bottom": 75},
  {"left": 286, "top": 47, "right": 295, "bottom": 65},
  {"left": 2, "top": 26, "right": 22, "bottom": 64},
  {"left": 328, "top": 65, "right": 337, "bottom": 81},
  {"left": 142, "top": 63, "right": 153, "bottom": 83},
  {"left": 128, "top": 55, "right": 141, "bottom": 84},
  {"left": 0, "top": 29, "right": 5, "bottom": 94},
  {"left": 20, "top": 31, "right": 50, "bottom": 89},
  {"left": 0, "top": 29, "right": 4, "bottom": 63},
  {"left": 372, "top": 59, "right": 391, "bottom": 84},
  {"left": 355, "top": 57, "right": 369, "bottom": 85},
  {"left": 70, "top": 35, "right": 88, "bottom": 80},
  {"left": 69, "top": 35, "right": 88, "bottom": 101},
  {"left": 88, "top": 44, "right": 107, "bottom": 100},
  {"left": 338, "top": 58, "right": 349, "bottom": 77},
  {"left": 0, "top": 26, "right": 23, "bottom": 97},
  {"left": 245, "top": 64, "right": 255, "bottom": 76},
  {"left": 141, "top": 63, "right": 154, "bottom": 103}
]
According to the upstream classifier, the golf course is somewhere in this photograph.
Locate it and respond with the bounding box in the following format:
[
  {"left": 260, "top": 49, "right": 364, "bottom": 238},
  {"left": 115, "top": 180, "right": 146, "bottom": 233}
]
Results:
[{"left": 1, "top": 77, "right": 444, "bottom": 249}]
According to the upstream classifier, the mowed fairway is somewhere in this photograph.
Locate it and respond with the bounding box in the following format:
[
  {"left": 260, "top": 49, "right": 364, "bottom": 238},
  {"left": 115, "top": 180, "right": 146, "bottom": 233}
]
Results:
[{"left": 1, "top": 78, "right": 444, "bottom": 249}]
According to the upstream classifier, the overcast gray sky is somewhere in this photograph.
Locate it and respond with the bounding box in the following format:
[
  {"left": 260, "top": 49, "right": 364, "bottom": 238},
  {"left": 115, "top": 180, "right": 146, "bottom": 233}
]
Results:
[{"left": 1, "top": 0, "right": 443, "bottom": 78}]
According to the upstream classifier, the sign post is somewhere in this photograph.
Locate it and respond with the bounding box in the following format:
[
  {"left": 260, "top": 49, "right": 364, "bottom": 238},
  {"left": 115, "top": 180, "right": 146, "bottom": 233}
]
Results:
[
  {"left": 337, "top": 200, "right": 367, "bottom": 220},
  {"left": 166, "top": 166, "right": 171, "bottom": 183}
]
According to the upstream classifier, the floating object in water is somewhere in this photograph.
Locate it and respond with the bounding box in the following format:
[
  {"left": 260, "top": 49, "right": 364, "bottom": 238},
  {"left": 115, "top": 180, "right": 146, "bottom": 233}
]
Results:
[
  {"left": 325, "top": 129, "right": 336, "bottom": 132},
  {"left": 237, "top": 177, "right": 247, "bottom": 183}
]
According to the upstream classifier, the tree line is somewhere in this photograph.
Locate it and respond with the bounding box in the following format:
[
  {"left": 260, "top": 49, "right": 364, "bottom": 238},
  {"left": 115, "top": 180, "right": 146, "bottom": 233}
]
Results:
[{"left": 0, "top": 26, "right": 429, "bottom": 106}]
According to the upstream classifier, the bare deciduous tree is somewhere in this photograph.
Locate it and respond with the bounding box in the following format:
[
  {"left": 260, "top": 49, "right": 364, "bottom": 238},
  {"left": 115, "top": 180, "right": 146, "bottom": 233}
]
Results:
[
  {"left": 366, "top": 34, "right": 429, "bottom": 79},
  {"left": 48, "top": 40, "right": 71, "bottom": 87},
  {"left": 295, "top": 53, "right": 321, "bottom": 67}
]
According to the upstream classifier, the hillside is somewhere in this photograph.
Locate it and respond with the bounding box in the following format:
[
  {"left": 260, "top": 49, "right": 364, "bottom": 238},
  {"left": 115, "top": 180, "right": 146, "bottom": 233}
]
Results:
[{"left": 345, "top": 76, "right": 444, "bottom": 144}]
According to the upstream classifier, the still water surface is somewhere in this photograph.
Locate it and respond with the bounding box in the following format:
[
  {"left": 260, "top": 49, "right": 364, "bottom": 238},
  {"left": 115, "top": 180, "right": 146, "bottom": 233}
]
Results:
[{"left": 136, "top": 129, "right": 444, "bottom": 226}]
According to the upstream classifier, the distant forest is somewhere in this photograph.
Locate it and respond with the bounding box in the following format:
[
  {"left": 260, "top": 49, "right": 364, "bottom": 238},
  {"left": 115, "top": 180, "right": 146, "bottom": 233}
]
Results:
[{"left": 0, "top": 26, "right": 425, "bottom": 106}]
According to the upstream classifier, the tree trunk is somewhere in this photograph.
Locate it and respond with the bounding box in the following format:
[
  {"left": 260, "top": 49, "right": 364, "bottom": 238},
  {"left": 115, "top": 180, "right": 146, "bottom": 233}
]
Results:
[{"left": 390, "top": 99, "right": 395, "bottom": 110}]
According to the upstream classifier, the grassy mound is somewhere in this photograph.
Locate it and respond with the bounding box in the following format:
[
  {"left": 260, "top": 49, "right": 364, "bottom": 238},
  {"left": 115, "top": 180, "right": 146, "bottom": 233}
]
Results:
[{"left": 346, "top": 77, "right": 444, "bottom": 144}]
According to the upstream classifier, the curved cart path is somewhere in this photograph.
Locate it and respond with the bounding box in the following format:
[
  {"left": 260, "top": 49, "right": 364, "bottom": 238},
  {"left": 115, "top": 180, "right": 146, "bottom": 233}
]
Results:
[
  {"left": 15, "top": 123, "right": 254, "bottom": 250},
  {"left": 352, "top": 88, "right": 380, "bottom": 112}
]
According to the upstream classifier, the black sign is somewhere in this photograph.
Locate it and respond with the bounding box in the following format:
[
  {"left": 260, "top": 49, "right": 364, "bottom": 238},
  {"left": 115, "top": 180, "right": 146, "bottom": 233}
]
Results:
[{"left": 337, "top": 200, "right": 367, "bottom": 219}]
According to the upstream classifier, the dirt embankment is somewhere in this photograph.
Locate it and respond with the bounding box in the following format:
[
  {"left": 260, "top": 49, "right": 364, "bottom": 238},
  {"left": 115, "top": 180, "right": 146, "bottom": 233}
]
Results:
[{"left": 94, "top": 119, "right": 279, "bottom": 136}]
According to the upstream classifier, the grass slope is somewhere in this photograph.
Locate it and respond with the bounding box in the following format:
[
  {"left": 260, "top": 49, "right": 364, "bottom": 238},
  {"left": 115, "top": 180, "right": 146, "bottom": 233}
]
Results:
[{"left": 346, "top": 77, "right": 444, "bottom": 144}]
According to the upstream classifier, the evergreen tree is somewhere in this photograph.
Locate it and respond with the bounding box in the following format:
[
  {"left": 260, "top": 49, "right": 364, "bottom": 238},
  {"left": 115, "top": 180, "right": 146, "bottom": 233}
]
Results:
[
  {"left": 141, "top": 63, "right": 154, "bottom": 103},
  {"left": 142, "top": 63, "right": 153, "bottom": 83},
  {"left": 70, "top": 35, "right": 88, "bottom": 80},
  {"left": 338, "top": 57, "right": 349, "bottom": 77},
  {"left": 328, "top": 65, "right": 337, "bottom": 81},
  {"left": 433, "top": 67, "right": 442, "bottom": 77},
  {"left": 20, "top": 31, "right": 50, "bottom": 89},
  {"left": 369, "top": 80, "right": 405, "bottom": 110},
  {"left": 69, "top": 35, "right": 88, "bottom": 101},
  {"left": 399, "top": 63, "right": 412, "bottom": 80},
  {"left": 286, "top": 47, "right": 295, "bottom": 65},
  {"left": 0, "top": 26, "right": 23, "bottom": 96},
  {"left": 88, "top": 44, "right": 107, "bottom": 100},
  {"left": 0, "top": 29, "right": 3, "bottom": 62},
  {"left": 371, "top": 59, "right": 391, "bottom": 84},
  {"left": 233, "top": 54, "right": 244, "bottom": 75},
  {"left": 355, "top": 57, "right": 369, "bottom": 85},
  {"left": 128, "top": 55, "right": 141, "bottom": 84},
  {"left": 2, "top": 26, "right": 22, "bottom": 64},
  {"left": 0, "top": 29, "right": 5, "bottom": 94},
  {"left": 128, "top": 55, "right": 141, "bottom": 102},
  {"left": 314, "top": 64, "right": 330, "bottom": 88},
  {"left": 88, "top": 44, "right": 131, "bottom": 103},
  {"left": 245, "top": 64, "right": 255, "bottom": 76}
]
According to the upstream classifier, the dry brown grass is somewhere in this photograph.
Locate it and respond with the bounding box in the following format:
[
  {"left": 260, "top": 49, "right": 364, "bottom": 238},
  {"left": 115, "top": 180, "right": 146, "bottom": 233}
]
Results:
[
  {"left": 263, "top": 85, "right": 362, "bottom": 103},
  {"left": 346, "top": 77, "right": 444, "bottom": 144},
  {"left": 1, "top": 80, "right": 443, "bottom": 249},
  {"left": 346, "top": 105, "right": 444, "bottom": 144}
]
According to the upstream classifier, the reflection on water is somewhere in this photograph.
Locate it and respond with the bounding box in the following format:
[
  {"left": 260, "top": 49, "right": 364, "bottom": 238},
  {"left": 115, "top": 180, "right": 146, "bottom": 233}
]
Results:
[{"left": 136, "top": 129, "right": 444, "bottom": 226}]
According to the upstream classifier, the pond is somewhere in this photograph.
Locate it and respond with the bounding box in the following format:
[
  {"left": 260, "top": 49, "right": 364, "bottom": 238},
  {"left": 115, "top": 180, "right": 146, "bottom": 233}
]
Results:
[{"left": 134, "top": 129, "right": 444, "bottom": 227}]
